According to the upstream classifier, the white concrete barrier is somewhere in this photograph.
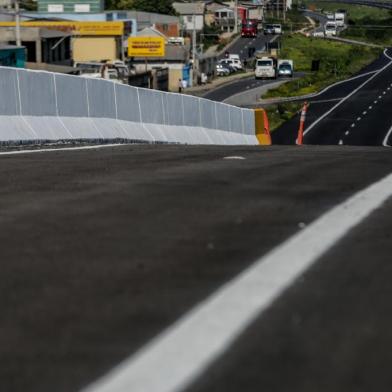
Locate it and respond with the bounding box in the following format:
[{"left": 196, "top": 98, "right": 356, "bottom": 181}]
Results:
[{"left": 0, "top": 67, "right": 258, "bottom": 145}]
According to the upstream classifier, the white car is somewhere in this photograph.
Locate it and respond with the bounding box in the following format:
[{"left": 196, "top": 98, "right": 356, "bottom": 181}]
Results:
[{"left": 312, "top": 30, "right": 325, "bottom": 37}]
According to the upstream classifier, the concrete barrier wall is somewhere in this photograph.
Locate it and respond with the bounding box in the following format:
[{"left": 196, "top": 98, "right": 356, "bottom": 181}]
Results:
[{"left": 0, "top": 66, "right": 258, "bottom": 145}]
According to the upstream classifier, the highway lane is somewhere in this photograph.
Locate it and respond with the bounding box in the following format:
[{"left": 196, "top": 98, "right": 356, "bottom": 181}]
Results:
[
  {"left": 205, "top": 33, "right": 279, "bottom": 102},
  {"left": 272, "top": 48, "right": 392, "bottom": 145},
  {"left": 218, "top": 32, "right": 271, "bottom": 60},
  {"left": 1, "top": 145, "right": 392, "bottom": 392},
  {"left": 203, "top": 75, "right": 281, "bottom": 102}
]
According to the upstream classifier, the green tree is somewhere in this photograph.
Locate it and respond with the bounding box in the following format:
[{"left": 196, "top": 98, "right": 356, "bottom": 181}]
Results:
[{"left": 105, "top": 0, "right": 176, "bottom": 12}]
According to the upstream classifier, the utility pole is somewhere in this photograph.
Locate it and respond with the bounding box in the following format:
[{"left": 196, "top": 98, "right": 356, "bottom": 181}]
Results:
[
  {"left": 234, "top": 0, "right": 238, "bottom": 34},
  {"left": 192, "top": 14, "right": 197, "bottom": 86},
  {"left": 14, "top": 0, "right": 21, "bottom": 46}
]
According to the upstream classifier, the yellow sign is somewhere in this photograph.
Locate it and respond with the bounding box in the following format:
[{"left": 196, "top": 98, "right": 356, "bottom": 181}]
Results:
[
  {"left": 128, "top": 37, "right": 165, "bottom": 57},
  {"left": 0, "top": 21, "right": 124, "bottom": 36}
]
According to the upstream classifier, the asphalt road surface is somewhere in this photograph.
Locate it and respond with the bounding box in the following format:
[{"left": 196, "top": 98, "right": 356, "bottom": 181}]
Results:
[
  {"left": 2, "top": 144, "right": 392, "bottom": 392},
  {"left": 272, "top": 48, "right": 392, "bottom": 145}
]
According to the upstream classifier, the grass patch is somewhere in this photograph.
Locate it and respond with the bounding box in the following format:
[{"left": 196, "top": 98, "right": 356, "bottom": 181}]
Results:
[
  {"left": 266, "top": 102, "right": 303, "bottom": 132},
  {"left": 262, "top": 34, "right": 382, "bottom": 99}
]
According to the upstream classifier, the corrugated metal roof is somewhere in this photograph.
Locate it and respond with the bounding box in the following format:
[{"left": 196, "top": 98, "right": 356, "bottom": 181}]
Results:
[{"left": 172, "top": 2, "right": 205, "bottom": 15}]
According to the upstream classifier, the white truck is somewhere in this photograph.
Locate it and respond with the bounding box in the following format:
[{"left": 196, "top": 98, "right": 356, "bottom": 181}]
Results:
[
  {"left": 334, "top": 12, "right": 345, "bottom": 27},
  {"left": 325, "top": 21, "right": 337, "bottom": 36},
  {"left": 255, "top": 57, "right": 276, "bottom": 79},
  {"left": 277, "top": 59, "right": 294, "bottom": 77}
]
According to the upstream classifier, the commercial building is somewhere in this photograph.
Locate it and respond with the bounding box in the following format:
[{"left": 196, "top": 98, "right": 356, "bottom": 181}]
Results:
[
  {"left": 0, "top": 44, "right": 25, "bottom": 67},
  {"left": 37, "top": 0, "right": 104, "bottom": 13}
]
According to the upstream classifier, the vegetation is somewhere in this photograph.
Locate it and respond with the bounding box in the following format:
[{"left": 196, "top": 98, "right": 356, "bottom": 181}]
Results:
[
  {"left": 106, "top": 0, "right": 176, "bottom": 14},
  {"left": 300, "top": 1, "right": 392, "bottom": 45},
  {"left": 265, "top": 6, "right": 310, "bottom": 32},
  {"left": 263, "top": 34, "right": 382, "bottom": 99},
  {"left": 266, "top": 102, "right": 303, "bottom": 132}
]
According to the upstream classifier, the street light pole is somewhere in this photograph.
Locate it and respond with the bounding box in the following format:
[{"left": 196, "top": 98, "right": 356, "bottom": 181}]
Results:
[
  {"left": 234, "top": 0, "right": 238, "bottom": 34},
  {"left": 14, "top": 0, "right": 21, "bottom": 46}
]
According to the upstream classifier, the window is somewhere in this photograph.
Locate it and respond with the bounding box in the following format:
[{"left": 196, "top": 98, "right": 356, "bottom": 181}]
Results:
[
  {"left": 47, "top": 4, "right": 64, "bottom": 12},
  {"left": 74, "top": 4, "right": 90, "bottom": 12}
]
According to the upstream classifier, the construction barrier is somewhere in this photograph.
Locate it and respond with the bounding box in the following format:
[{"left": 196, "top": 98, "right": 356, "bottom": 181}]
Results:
[
  {"left": 254, "top": 108, "right": 271, "bottom": 145},
  {"left": 0, "top": 66, "right": 267, "bottom": 146}
]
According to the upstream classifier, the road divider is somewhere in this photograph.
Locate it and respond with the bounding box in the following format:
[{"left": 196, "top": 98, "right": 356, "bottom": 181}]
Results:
[
  {"left": 0, "top": 67, "right": 266, "bottom": 146},
  {"left": 254, "top": 108, "right": 271, "bottom": 145}
]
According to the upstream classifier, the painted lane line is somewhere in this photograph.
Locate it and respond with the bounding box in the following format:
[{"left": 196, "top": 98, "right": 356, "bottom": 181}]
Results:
[
  {"left": 345, "top": 131, "right": 350, "bottom": 136},
  {"left": 375, "top": 100, "right": 378, "bottom": 104},
  {"left": 388, "top": 87, "right": 391, "bottom": 90},
  {"left": 378, "top": 95, "right": 382, "bottom": 99},
  {"left": 382, "top": 124, "right": 392, "bottom": 147},
  {"left": 357, "top": 117, "right": 361, "bottom": 121},
  {"left": 0, "top": 144, "right": 134, "bottom": 157},
  {"left": 369, "top": 105, "right": 373, "bottom": 109},
  {"left": 81, "top": 173, "right": 392, "bottom": 392},
  {"left": 363, "top": 111, "right": 367, "bottom": 115},
  {"left": 338, "top": 139, "right": 344, "bottom": 145},
  {"left": 304, "top": 49, "right": 392, "bottom": 136},
  {"left": 383, "top": 91, "right": 386, "bottom": 94},
  {"left": 351, "top": 123, "right": 356, "bottom": 128}
]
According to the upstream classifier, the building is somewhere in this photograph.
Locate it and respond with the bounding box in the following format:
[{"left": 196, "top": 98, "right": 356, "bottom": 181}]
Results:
[
  {"left": 172, "top": 2, "right": 205, "bottom": 33},
  {"left": 214, "top": 7, "right": 235, "bottom": 32},
  {"left": 0, "top": 27, "right": 71, "bottom": 64},
  {"left": 0, "top": 44, "right": 25, "bottom": 67},
  {"left": 37, "top": 0, "right": 104, "bottom": 13}
]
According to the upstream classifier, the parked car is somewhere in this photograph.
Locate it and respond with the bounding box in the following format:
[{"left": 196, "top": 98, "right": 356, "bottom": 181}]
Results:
[
  {"left": 219, "top": 59, "right": 237, "bottom": 73},
  {"left": 216, "top": 64, "right": 230, "bottom": 76}
]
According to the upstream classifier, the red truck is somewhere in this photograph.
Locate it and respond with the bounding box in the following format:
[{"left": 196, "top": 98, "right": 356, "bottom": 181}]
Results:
[{"left": 241, "top": 19, "right": 258, "bottom": 38}]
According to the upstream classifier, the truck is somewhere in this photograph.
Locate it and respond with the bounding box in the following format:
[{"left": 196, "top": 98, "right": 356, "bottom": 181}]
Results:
[
  {"left": 334, "top": 12, "right": 345, "bottom": 27},
  {"left": 255, "top": 57, "right": 277, "bottom": 79},
  {"left": 324, "top": 21, "right": 337, "bottom": 36},
  {"left": 241, "top": 19, "right": 258, "bottom": 38},
  {"left": 277, "top": 59, "right": 293, "bottom": 77}
]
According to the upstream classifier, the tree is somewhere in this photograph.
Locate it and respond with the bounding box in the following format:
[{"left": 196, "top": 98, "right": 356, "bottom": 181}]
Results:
[{"left": 130, "top": 0, "right": 176, "bottom": 15}]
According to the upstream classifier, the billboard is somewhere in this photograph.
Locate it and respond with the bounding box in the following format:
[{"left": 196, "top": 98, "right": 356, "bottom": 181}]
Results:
[
  {"left": 0, "top": 21, "right": 124, "bottom": 36},
  {"left": 128, "top": 37, "right": 165, "bottom": 57}
]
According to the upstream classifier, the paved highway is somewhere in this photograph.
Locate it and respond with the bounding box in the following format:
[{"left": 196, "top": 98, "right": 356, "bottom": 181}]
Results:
[
  {"left": 272, "top": 48, "right": 392, "bottom": 145},
  {"left": 205, "top": 33, "right": 279, "bottom": 102},
  {"left": 1, "top": 144, "right": 392, "bottom": 392}
]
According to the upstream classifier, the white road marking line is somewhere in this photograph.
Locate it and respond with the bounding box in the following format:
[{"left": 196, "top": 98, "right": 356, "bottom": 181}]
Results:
[
  {"left": 338, "top": 139, "right": 343, "bottom": 145},
  {"left": 388, "top": 87, "right": 391, "bottom": 90},
  {"left": 357, "top": 117, "right": 361, "bottom": 121},
  {"left": 345, "top": 131, "right": 349, "bottom": 136},
  {"left": 304, "top": 49, "right": 392, "bottom": 136},
  {"left": 351, "top": 123, "right": 356, "bottom": 128},
  {"left": 375, "top": 100, "right": 378, "bottom": 104},
  {"left": 378, "top": 95, "right": 382, "bottom": 99},
  {"left": 369, "top": 105, "right": 373, "bottom": 109},
  {"left": 81, "top": 173, "right": 392, "bottom": 392},
  {"left": 382, "top": 124, "right": 392, "bottom": 147},
  {"left": 223, "top": 156, "right": 246, "bottom": 160},
  {"left": 0, "top": 144, "right": 131, "bottom": 157},
  {"left": 362, "top": 111, "right": 367, "bottom": 115},
  {"left": 383, "top": 91, "right": 386, "bottom": 94}
]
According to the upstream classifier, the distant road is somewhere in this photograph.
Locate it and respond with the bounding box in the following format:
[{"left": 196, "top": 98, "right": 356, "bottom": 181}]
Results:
[
  {"left": 272, "top": 48, "right": 392, "bottom": 146},
  {"left": 204, "top": 33, "right": 279, "bottom": 102}
]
